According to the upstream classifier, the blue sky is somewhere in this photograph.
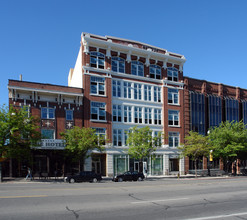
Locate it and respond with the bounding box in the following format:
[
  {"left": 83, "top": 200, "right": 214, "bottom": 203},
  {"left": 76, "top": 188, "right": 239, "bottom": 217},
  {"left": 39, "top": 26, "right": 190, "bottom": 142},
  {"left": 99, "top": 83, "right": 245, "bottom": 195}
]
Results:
[{"left": 1, "top": 0, "right": 247, "bottom": 106}]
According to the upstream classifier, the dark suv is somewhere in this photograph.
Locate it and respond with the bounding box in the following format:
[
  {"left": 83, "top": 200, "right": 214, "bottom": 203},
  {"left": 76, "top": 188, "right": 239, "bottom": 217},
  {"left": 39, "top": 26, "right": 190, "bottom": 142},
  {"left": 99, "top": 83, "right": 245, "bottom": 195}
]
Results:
[
  {"left": 64, "top": 171, "right": 102, "bottom": 183},
  {"left": 113, "top": 171, "right": 145, "bottom": 182}
]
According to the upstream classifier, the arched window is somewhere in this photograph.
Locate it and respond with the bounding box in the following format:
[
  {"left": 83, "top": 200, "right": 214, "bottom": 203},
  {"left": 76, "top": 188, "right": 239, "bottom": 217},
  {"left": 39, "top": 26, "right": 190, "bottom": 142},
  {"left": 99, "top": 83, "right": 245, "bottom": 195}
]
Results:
[
  {"left": 150, "top": 65, "right": 161, "bottom": 79},
  {"left": 90, "top": 52, "right": 105, "bottom": 69},
  {"left": 167, "top": 67, "right": 178, "bottom": 82},
  {"left": 111, "top": 57, "right": 125, "bottom": 73},
  {"left": 131, "top": 61, "right": 144, "bottom": 76}
]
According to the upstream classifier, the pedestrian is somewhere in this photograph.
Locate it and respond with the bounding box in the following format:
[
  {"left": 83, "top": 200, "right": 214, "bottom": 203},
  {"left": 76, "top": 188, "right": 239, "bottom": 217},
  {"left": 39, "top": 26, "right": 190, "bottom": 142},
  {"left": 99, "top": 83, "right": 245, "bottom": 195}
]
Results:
[{"left": 26, "top": 167, "right": 32, "bottom": 180}]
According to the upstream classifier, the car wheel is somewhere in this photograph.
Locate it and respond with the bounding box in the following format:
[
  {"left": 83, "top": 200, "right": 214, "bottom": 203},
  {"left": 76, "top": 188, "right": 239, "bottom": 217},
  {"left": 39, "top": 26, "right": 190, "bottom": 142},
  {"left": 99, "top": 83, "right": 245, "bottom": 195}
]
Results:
[
  {"left": 138, "top": 177, "right": 143, "bottom": 181},
  {"left": 69, "top": 178, "right": 75, "bottom": 183},
  {"left": 118, "top": 177, "right": 123, "bottom": 182},
  {"left": 92, "top": 178, "right": 98, "bottom": 183}
]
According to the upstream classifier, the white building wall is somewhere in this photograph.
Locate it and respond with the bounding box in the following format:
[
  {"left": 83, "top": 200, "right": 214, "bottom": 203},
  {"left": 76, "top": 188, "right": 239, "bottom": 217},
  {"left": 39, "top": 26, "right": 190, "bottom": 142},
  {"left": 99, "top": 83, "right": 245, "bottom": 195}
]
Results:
[
  {"left": 107, "top": 154, "right": 114, "bottom": 177},
  {"left": 163, "top": 154, "right": 169, "bottom": 175},
  {"left": 179, "top": 157, "right": 185, "bottom": 175},
  {"left": 68, "top": 47, "right": 83, "bottom": 88}
]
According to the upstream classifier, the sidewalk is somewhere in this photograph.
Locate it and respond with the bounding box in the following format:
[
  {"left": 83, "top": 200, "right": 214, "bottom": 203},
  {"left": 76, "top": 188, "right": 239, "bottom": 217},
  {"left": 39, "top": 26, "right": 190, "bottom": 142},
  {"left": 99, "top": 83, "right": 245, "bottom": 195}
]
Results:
[{"left": 0, "top": 174, "right": 235, "bottom": 184}]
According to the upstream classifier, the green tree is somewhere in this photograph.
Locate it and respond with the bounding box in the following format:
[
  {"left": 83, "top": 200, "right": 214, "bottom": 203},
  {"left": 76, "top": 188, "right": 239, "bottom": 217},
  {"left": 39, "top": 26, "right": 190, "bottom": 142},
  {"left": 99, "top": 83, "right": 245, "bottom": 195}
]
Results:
[
  {"left": 208, "top": 120, "right": 247, "bottom": 172},
  {"left": 178, "top": 131, "right": 210, "bottom": 177},
  {"left": 60, "top": 126, "right": 105, "bottom": 172},
  {"left": 0, "top": 105, "right": 41, "bottom": 181},
  {"left": 126, "top": 126, "right": 162, "bottom": 172}
]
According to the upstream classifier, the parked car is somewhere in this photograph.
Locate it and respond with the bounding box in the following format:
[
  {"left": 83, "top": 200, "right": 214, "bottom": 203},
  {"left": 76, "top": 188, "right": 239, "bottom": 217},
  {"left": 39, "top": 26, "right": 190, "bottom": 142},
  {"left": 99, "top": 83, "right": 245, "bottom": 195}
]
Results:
[
  {"left": 113, "top": 171, "right": 145, "bottom": 182},
  {"left": 64, "top": 171, "right": 102, "bottom": 183}
]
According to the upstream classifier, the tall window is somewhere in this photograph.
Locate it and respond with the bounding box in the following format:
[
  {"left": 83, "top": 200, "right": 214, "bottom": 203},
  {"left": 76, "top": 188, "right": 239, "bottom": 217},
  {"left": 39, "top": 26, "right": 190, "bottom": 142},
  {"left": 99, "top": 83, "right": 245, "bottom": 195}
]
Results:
[
  {"left": 90, "top": 52, "right": 105, "bottom": 69},
  {"left": 41, "top": 129, "right": 55, "bottom": 139},
  {"left": 150, "top": 65, "right": 161, "bottom": 79},
  {"left": 112, "top": 80, "right": 121, "bottom": 97},
  {"left": 169, "top": 132, "right": 179, "bottom": 147},
  {"left": 113, "top": 129, "right": 122, "bottom": 146},
  {"left": 124, "top": 82, "right": 132, "bottom": 99},
  {"left": 168, "top": 88, "right": 179, "bottom": 104},
  {"left": 144, "top": 85, "right": 152, "bottom": 101},
  {"left": 190, "top": 92, "right": 205, "bottom": 135},
  {"left": 167, "top": 67, "right": 178, "bottom": 82},
  {"left": 154, "top": 87, "right": 161, "bottom": 103},
  {"left": 134, "top": 107, "right": 142, "bottom": 124},
  {"left": 90, "top": 76, "right": 105, "bottom": 95},
  {"left": 145, "top": 108, "right": 152, "bottom": 124},
  {"left": 168, "top": 110, "right": 179, "bottom": 126},
  {"left": 225, "top": 97, "right": 239, "bottom": 122},
  {"left": 41, "top": 108, "right": 55, "bottom": 119},
  {"left": 112, "top": 105, "right": 122, "bottom": 122},
  {"left": 66, "top": 110, "right": 73, "bottom": 121},
  {"left": 242, "top": 101, "right": 247, "bottom": 125},
  {"left": 154, "top": 109, "right": 162, "bottom": 125},
  {"left": 112, "top": 57, "right": 125, "bottom": 73},
  {"left": 91, "top": 102, "right": 106, "bottom": 121},
  {"left": 131, "top": 61, "right": 144, "bottom": 76},
  {"left": 208, "top": 95, "right": 222, "bottom": 127},
  {"left": 94, "top": 128, "right": 106, "bottom": 145},
  {"left": 124, "top": 106, "right": 132, "bottom": 123},
  {"left": 134, "top": 83, "right": 142, "bottom": 100}
]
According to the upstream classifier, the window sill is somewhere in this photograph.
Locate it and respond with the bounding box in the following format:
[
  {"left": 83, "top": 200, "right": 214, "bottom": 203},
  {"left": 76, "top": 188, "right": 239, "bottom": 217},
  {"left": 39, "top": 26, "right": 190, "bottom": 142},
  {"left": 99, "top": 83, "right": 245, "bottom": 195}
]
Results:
[
  {"left": 90, "top": 119, "right": 107, "bottom": 123},
  {"left": 168, "top": 125, "right": 181, "bottom": 128},
  {"left": 90, "top": 93, "right": 107, "bottom": 98},
  {"left": 168, "top": 103, "right": 180, "bottom": 106}
]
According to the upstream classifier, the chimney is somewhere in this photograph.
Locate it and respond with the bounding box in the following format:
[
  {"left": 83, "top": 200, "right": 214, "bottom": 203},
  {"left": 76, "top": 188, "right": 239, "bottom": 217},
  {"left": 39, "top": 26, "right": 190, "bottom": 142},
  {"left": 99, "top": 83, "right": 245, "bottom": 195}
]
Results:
[{"left": 19, "top": 74, "right": 22, "bottom": 81}]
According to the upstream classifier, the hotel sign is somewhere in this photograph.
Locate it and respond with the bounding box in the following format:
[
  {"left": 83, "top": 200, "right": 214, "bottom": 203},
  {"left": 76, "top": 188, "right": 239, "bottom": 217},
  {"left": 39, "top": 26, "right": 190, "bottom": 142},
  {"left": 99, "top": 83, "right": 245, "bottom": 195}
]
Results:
[{"left": 36, "top": 139, "right": 66, "bottom": 150}]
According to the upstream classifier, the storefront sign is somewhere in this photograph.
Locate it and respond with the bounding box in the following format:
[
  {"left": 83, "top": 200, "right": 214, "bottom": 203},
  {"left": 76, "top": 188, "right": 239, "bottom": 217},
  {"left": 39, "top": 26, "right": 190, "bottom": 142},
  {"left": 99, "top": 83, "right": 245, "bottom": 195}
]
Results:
[{"left": 36, "top": 139, "right": 66, "bottom": 150}]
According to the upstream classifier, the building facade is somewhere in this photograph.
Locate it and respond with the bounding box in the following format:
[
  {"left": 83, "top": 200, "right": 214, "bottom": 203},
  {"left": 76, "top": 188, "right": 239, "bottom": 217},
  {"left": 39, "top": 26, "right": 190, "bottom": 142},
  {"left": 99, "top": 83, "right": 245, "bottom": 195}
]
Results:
[{"left": 7, "top": 33, "right": 247, "bottom": 177}]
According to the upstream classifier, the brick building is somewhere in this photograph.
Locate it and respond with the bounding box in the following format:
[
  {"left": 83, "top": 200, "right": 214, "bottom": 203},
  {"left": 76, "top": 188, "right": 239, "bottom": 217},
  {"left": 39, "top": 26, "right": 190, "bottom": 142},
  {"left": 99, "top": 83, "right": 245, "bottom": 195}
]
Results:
[{"left": 6, "top": 33, "right": 247, "bottom": 177}]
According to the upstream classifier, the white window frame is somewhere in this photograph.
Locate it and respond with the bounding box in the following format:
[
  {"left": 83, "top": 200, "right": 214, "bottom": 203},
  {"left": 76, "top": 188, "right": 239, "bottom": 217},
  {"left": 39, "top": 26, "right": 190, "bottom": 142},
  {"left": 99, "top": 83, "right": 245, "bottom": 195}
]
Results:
[
  {"left": 168, "top": 110, "right": 179, "bottom": 126},
  {"left": 112, "top": 80, "right": 121, "bottom": 97},
  {"left": 113, "top": 129, "right": 122, "bottom": 146},
  {"left": 150, "top": 64, "right": 161, "bottom": 79},
  {"left": 131, "top": 61, "right": 144, "bottom": 76},
  {"left": 154, "top": 109, "right": 162, "bottom": 125},
  {"left": 112, "top": 105, "right": 122, "bottom": 122},
  {"left": 167, "top": 67, "right": 178, "bottom": 82},
  {"left": 134, "top": 83, "right": 142, "bottom": 100},
  {"left": 124, "top": 82, "right": 132, "bottom": 99},
  {"left": 168, "top": 88, "right": 179, "bottom": 105},
  {"left": 169, "top": 132, "right": 179, "bottom": 147},
  {"left": 145, "top": 108, "right": 152, "bottom": 124},
  {"left": 154, "top": 87, "right": 161, "bottom": 103},
  {"left": 41, "top": 107, "right": 55, "bottom": 119},
  {"left": 93, "top": 127, "right": 106, "bottom": 145},
  {"left": 134, "top": 107, "right": 143, "bottom": 124},
  {"left": 91, "top": 102, "right": 106, "bottom": 121},
  {"left": 144, "top": 85, "right": 152, "bottom": 101},
  {"left": 66, "top": 109, "right": 73, "bottom": 121},
  {"left": 90, "top": 52, "right": 105, "bottom": 69},
  {"left": 90, "top": 76, "right": 105, "bottom": 96},
  {"left": 124, "top": 106, "right": 132, "bottom": 123},
  {"left": 112, "top": 57, "right": 125, "bottom": 73}
]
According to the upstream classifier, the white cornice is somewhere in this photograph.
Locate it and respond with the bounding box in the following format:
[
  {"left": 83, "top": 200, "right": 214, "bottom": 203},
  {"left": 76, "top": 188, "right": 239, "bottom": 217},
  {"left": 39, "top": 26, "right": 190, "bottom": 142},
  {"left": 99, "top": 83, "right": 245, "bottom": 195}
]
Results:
[
  {"left": 8, "top": 85, "right": 84, "bottom": 97},
  {"left": 82, "top": 34, "right": 186, "bottom": 65}
]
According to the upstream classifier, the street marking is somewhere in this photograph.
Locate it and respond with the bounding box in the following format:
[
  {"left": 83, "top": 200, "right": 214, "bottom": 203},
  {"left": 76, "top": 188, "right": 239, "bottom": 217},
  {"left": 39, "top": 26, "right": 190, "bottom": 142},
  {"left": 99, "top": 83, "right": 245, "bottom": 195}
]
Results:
[
  {"left": 184, "top": 212, "right": 247, "bottom": 220},
  {"left": 0, "top": 195, "right": 48, "bottom": 199},
  {"left": 131, "top": 197, "right": 189, "bottom": 204}
]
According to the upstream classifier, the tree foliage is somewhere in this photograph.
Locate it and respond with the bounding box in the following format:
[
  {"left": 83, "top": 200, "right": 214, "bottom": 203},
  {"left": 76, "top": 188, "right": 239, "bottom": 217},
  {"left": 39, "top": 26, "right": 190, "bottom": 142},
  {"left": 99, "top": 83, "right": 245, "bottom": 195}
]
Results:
[
  {"left": 178, "top": 131, "right": 210, "bottom": 177},
  {"left": 126, "top": 126, "right": 162, "bottom": 161},
  {"left": 60, "top": 126, "right": 105, "bottom": 170},
  {"left": 0, "top": 104, "right": 41, "bottom": 161},
  {"left": 208, "top": 120, "right": 247, "bottom": 166}
]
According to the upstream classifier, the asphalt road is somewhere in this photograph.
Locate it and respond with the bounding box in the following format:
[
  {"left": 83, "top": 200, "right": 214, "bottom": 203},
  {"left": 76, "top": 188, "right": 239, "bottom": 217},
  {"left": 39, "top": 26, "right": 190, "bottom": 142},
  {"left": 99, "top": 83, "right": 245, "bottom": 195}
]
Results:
[{"left": 1, "top": 177, "right": 247, "bottom": 220}]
